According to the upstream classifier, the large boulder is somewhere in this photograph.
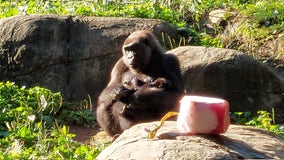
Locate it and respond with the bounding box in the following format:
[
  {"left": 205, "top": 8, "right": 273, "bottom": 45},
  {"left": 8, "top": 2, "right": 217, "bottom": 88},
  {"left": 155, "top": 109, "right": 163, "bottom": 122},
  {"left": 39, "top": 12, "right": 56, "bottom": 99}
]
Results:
[
  {"left": 167, "top": 46, "right": 282, "bottom": 114},
  {"left": 97, "top": 121, "right": 284, "bottom": 159},
  {"left": 0, "top": 14, "right": 179, "bottom": 102}
]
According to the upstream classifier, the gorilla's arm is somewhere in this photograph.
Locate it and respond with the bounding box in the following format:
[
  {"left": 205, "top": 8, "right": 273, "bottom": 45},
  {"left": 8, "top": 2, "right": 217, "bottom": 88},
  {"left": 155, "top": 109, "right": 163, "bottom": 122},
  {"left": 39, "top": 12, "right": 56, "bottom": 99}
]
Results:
[
  {"left": 162, "top": 54, "right": 184, "bottom": 92},
  {"left": 96, "top": 58, "right": 132, "bottom": 136}
]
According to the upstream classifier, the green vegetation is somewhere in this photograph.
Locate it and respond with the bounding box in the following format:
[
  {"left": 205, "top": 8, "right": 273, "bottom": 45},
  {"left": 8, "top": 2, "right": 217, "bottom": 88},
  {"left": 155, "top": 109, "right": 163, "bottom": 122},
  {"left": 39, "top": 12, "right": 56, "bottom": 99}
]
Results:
[
  {"left": 0, "top": 81, "right": 103, "bottom": 159},
  {"left": 1, "top": 0, "right": 283, "bottom": 58},
  {"left": 231, "top": 110, "right": 284, "bottom": 137}
]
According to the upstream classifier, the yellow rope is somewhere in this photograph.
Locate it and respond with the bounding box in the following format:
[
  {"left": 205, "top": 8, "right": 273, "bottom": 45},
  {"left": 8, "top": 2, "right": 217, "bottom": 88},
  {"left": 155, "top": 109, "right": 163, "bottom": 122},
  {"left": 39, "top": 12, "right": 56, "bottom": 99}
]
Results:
[{"left": 147, "top": 111, "right": 179, "bottom": 139}]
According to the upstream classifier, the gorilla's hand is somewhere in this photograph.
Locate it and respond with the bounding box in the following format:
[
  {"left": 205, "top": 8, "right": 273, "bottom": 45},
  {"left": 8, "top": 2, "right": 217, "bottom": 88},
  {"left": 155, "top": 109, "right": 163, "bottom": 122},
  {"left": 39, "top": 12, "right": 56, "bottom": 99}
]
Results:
[
  {"left": 141, "top": 76, "right": 154, "bottom": 84},
  {"left": 110, "top": 86, "right": 134, "bottom": 102},
  {"left": 126, "top": 94, "right": 139, "bottom": 109},
  {"left": 150, "top": 78, "right": 172, "bottom": 89}
]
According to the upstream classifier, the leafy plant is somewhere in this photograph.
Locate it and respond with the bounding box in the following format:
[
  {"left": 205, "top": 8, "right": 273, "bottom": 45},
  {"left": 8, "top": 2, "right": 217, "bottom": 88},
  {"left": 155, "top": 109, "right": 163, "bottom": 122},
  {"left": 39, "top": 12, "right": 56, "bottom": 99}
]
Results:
[
  {"left": 230, "top": 111, "right": 251, "bottom": 124},
  {"left": 60, "top": 97, "right": 96, "bottom": 127},
  {"left": 242, "top": 1, "right": 284, "bottom": 27},
  {"left": 230, "top": 110, "right": 284, "bottom": 138},
  {"left": 246, "top": 110, "right": 284, "bottom": 137},
  {"left": 0, "top": 81, "right": 103, "bottom": 159},
  {"left": 0, "top": 81, "right": 61, "bottom": 132}
]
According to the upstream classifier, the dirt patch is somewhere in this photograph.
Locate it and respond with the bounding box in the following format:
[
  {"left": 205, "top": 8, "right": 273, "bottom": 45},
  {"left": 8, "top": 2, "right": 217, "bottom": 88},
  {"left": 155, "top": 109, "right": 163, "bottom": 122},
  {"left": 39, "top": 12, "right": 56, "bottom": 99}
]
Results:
[{"left": 69, "top": 124, "right": 100, "bottom": 142}]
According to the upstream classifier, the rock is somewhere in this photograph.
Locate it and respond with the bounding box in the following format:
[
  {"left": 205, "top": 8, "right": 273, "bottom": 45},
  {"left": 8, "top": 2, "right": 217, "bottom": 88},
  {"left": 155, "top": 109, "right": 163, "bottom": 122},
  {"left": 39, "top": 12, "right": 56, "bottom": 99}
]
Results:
[
  {"left": 209, "top": 9, "right": 226, "bottom": 24},
  {"left": 97, "top": 121, "right": 284, "bottom": 159},
  {"left": 208, "top": 9, "right": 233, "bottom": 28},
  {"left": 207, "top": 9, "right": 236, "bottom": 35},
  {"left": 0, "top": 14, "right": 179, "bottom": 103},
  {"left": 167, "top": 46, "right": 282, "bottom": 115}
]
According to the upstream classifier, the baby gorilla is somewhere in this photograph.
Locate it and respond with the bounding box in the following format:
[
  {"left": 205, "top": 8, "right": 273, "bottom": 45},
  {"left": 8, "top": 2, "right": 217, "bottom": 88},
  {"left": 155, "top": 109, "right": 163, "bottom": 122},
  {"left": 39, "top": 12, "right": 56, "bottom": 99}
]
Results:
[
  {"left": 96, "top": 30, "right": 184, "bottom": 136},
  {"left": 117, "top": 71, "right": 173, "bottom": 114},
  {"left": 116, "top": 71, "right": 171, "bottom": 102}
]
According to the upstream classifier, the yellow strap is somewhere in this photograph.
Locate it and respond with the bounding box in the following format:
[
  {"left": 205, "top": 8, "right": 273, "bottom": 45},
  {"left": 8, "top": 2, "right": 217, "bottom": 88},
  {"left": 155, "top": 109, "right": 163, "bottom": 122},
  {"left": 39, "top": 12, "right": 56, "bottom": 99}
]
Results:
[{"left": 147, "top": 111, "right": 179, "bottom": 139}]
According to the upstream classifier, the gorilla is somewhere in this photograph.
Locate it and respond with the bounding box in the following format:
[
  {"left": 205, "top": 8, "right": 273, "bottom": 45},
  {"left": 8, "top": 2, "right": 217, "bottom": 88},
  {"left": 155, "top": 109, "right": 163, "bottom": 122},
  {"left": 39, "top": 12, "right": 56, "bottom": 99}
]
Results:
[{"left": 96, "top": 30, "right": 184, "bottom": 136}]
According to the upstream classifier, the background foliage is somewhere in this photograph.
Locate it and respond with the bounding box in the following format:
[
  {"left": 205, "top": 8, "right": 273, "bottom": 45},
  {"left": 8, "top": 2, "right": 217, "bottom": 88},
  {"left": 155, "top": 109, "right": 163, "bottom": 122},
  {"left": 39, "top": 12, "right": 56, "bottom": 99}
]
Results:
[
  {"left": 0, "top": 82, "right": 102, "bottom": 159},
  {"left": 1, "top": 0, "right": 283, "bottom": 58}
]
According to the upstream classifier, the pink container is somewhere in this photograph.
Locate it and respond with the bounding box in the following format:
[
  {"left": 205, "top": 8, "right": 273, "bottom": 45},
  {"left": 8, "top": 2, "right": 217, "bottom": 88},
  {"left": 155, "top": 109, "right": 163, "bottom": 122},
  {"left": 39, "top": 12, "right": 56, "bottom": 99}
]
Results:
[{"left": 177, "top": 95, "right": 230, "bottom": 134}]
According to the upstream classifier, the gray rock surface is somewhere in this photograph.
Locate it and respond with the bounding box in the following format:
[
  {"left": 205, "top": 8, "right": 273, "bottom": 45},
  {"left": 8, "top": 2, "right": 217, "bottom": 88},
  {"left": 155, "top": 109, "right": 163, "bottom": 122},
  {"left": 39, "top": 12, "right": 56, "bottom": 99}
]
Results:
[
  {"left": 168, "top": 46, "right": 282, "bottom": 115},
  {"left": 97, "top": 121, "right": 284, "bottom": 159}
]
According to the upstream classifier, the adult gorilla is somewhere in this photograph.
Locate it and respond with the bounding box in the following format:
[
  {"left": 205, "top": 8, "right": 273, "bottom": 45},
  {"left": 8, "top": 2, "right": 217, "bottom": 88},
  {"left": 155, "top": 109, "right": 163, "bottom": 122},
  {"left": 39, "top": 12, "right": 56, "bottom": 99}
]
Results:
[{"left": 96, "top": 30, "right": 184, "bottom": 136}]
